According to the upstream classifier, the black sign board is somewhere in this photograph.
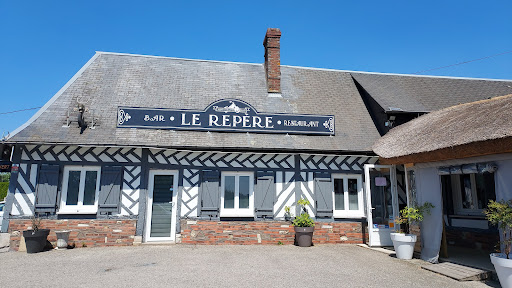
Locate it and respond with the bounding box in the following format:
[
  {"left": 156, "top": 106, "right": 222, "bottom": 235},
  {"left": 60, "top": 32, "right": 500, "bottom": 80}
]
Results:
[
  {"left": 0, "top": 161, "right": 12, "bottom": 172},
  {"left": 117, "top": 99, "right": 335, "bottom": 135}
]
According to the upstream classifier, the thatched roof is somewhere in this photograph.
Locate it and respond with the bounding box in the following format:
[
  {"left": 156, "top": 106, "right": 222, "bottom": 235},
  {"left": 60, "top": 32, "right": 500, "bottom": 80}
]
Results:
[{"left": 373, "top": 94, "right": 512, "bottom": 162}]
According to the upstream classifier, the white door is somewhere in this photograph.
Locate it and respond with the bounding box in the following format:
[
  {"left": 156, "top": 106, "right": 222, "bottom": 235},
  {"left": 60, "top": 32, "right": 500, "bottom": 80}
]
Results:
[
  {"left": 365, "top": 164, "right": 399, "bottom": 247},
  {"left": 145, "top": 170, "right": 178, "bottom": 242}
]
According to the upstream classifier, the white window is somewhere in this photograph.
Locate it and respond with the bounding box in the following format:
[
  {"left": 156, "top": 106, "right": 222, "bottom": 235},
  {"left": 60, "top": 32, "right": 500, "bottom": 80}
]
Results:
[
  {"left": 220, "top": 172, "right": 254, "bottom": 217},
  {"left": 447, "top": 173, "right": 496, "bottom": 216},
  {"left": 333, "top": 174, "right": 364, "bottom": 218},
  {"left": 59, "top": 166, "right": 101, "bottom": 214}
]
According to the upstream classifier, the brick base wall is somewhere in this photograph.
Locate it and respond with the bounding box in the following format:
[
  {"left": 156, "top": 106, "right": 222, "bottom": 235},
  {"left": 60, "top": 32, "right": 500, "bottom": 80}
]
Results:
[
  {"left": 410, "top": 224, "right": 421, "bottom": 253},
  {"left": 446, "top": 227, "right": 499, "bottom": 252},
  {"left": 180, "top": 220, "right": 366, "bottom": 245},
  {"left": 8, "top": 219, "right": 137, "bottom": 250}
]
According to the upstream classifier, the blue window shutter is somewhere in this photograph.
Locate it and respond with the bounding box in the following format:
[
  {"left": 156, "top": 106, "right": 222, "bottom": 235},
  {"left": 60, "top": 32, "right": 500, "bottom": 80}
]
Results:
[
  {"left": 314, "top": 172, "right": 333, "bottom": 218},
  {"left": 200, "top": 170, "right": 220, "bottom": 217},
  {"left": 255, "top": 171, "right": 275, "bottom": 219},
  {"left": 98, "top": 166, "right": 123, "bottom": 214},
  {"left": 35, "top": 165, "right": 60, "bottom": 213}
]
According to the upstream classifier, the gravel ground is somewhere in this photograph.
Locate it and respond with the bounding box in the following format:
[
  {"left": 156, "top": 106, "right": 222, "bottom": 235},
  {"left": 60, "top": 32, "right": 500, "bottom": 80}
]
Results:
[{"left": 0, "top": 245, "right": 500, "bottom": 288}]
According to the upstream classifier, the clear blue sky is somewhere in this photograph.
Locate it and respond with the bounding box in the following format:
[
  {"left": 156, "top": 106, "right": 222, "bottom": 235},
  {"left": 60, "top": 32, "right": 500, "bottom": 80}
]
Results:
[{"left": 1, "top": 0, "right": 511, "bottom": 136}]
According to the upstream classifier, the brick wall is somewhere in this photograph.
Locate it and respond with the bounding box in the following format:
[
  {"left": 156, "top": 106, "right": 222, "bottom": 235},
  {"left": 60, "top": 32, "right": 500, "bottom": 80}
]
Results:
[
  {"left": 8, "top": 219, "right": 137, "bottom": 250},
  {"left": 180, "top": 219, "right": 366, "bottom": 245},
  {"left": 446, "top": 227, "right": 499, "bottom": 252}
]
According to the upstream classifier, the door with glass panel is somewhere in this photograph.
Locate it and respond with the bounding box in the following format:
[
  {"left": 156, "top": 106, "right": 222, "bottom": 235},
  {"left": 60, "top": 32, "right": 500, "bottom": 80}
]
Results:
[
  {"left": 364, "top": 164, "right": 398, "bottom": 247},
  {"left": 145, "top": 170, "right": 178, "bottom": 242}
]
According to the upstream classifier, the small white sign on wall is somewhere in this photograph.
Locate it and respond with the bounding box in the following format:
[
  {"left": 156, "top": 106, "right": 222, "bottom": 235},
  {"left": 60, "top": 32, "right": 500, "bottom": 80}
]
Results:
[{"left": 375, "top": 177, "right": 387, "bottom": 187}]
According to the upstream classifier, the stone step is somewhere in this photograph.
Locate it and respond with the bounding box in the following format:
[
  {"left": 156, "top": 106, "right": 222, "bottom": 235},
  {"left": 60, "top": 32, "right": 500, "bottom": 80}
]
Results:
[
  {"left": 0, "top": 233, "right": 10, "bottom": 252},
  {"left": 422, "top": 262, "right": 491, "bottom": 281}
]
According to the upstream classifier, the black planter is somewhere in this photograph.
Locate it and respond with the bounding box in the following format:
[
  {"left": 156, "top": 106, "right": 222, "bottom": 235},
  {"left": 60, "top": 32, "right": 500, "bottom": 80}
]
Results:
[
  {"left": 23, "top": 229, "right": 50, "bottom": 253},
  {"left": 294, "top": 226, "right": 314, "bottom": 247}
]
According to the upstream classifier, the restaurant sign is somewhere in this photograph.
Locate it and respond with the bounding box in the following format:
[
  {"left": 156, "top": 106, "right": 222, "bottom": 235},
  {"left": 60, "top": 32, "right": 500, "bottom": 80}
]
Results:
[{"left": 117, "top": 99, "right": 334, "bottom": 135}]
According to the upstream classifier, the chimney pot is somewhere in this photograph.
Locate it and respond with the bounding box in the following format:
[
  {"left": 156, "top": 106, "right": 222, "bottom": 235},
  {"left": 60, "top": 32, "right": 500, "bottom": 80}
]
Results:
[{"left": 263, "top": 28, "right": 281, "bottom": 94}]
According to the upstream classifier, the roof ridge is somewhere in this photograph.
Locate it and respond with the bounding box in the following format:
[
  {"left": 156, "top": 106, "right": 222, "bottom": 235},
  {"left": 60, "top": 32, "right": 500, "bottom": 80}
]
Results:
[
  {"left": 441, "top": 93, "right": 512, "bottom": 110},
  {"left": 97, "top": 51, "right": 263, "bottom": 67},
  {"left": 284, "top": 65, "right": 512, "bottom": 82},
  {"left": 98, "top": 51, "right": 512, "bottom": 82}
]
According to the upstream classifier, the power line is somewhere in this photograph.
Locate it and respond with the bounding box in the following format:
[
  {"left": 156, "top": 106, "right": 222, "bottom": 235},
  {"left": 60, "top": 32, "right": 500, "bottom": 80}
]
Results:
[
  {"left": 0, "top": 107, "right": 41, "bottom": 115},
  {"left": 412, "top": 50, "right": 512, "bottom": 74}
]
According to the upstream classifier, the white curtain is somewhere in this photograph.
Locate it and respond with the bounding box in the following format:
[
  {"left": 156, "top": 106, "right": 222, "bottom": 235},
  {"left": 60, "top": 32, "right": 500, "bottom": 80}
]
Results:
[{"left": 415, "top": 167, "right": 443, "bottom": 263}]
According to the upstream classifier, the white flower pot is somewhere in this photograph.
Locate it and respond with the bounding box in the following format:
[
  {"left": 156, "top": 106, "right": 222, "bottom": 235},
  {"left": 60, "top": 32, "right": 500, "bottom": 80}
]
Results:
[
  {"left": 490, "top": 253, "right": 512, "bottom": 287},
  {"left": 390, "top": 233, "right": 417, "bottom": 260}
]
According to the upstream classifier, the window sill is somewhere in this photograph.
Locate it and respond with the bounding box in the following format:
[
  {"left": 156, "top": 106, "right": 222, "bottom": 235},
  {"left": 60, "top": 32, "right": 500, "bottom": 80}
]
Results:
[
  {"left": 220, "top": 213, "right": 255, "bottom": 218},
  {"left": 449, "top": 214, "right": 486, "bottom": 220},
  {"left": 333, "top": 212, "right": 365, "bottom": 219},
  {"left": 57, "top": 210, "right": 98, "bottom": 215}
]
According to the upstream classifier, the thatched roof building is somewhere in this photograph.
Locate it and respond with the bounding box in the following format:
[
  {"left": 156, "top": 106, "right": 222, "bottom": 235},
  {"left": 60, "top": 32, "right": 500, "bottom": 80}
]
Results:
[{"left": 373, "top": 94, "right": 512, "bottom": 164}]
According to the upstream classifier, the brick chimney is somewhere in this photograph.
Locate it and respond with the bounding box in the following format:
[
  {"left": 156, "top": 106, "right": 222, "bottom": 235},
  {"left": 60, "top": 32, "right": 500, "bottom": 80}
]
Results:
[{"left": 263, "top": 28, "right": 281, "bottom": 93}]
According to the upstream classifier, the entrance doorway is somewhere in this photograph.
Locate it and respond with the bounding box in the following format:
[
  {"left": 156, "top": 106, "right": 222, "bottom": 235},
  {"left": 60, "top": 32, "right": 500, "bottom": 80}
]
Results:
[
  {"left": 365, "top": 164, "right": 399, "bottom": 247},
  {"left": 145, "top": 170, "right": 178, "bottom": 242}
]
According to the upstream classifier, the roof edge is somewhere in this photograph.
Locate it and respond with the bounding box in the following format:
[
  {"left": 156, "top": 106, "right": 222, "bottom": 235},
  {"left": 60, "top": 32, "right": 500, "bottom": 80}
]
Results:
[
  {"left": 98, "top": 52, "right": 512, "bottom": 82},
  {"left": 96, "top": 51, "right": 263, "bottom": 67},
  {"left": 3, "top": 141, "right": 376, "bottom": 157},
  {"left": 283, "top": 65, "right": 512, "bottom": 82},
  {"left": 7, "top": 52, "right": 101, "bottom": 140}
]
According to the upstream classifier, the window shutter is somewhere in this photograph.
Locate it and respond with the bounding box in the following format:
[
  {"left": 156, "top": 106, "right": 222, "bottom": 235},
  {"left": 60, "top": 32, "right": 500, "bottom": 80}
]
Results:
[
  {"left": 35, "top": 165, "right": 60, "bottom": 213},
  {"left": 98, "top": 166, "right": 123, "bottom": 214},
  {"left": 314, "top": 172, "right": 333, "bottom": 218},
  {"left": 254, "top": 171, "right": 275, "bottom": 219},
  {"left": 200, "top": 170, "right": 220, "bottom": 217}
]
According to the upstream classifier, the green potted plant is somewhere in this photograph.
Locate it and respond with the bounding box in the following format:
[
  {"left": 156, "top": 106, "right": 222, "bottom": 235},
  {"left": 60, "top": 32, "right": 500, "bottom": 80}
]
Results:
[
  {"left": 284, "top": 206, "right": 292, "bottom": 221},
  {"left": 292, "top": 198, "right": 315, "bottom": 247},
  {"left": 391, "top": 202, "right": 434, "bottom": 259},
  {"left": 485, "top": 199, "right": 512, "bottom": 287},
  {"left": 23, "top": 216, "right": 50, "bottom": 253}
]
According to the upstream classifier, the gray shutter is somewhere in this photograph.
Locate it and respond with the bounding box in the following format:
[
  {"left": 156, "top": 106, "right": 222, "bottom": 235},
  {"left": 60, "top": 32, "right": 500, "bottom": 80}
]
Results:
[
  {"left": 255, "top": 171, "right": 275, "bottom": 219},
  {"left": 98, "top": 166, "right": 123, "bottom": 214},
  {"left": 200, "top": 170, "right": 220, "bottom": 217},
  {"left": 314, "top": 172, "right": 333, "bottom": 218},
  {"left": 35, "top": 165, "right": 60, "bottom": 213}
]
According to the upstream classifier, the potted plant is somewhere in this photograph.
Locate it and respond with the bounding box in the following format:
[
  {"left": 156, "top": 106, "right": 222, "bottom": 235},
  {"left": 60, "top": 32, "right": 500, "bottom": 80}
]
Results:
[
  {"left": 485, "top": 199, "right": 512, "bottom": 287},
  {"left": 284, "top": 206, "right": 292, "bottom": 221},
  {"left": 292, "top": 198, "right": 315, "bottom": 247},
  {"left": 391, "top": 202, "right": 434, "bottom": 259},
  {"left": 23, "top": 216, "right": 50, "bottom": 253}
]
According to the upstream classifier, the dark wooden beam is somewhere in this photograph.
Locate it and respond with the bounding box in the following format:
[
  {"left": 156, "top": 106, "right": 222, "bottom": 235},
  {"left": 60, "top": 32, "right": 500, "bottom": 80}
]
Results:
[{"left": 378, "top": 137, "right": 512, "bottom": 164}]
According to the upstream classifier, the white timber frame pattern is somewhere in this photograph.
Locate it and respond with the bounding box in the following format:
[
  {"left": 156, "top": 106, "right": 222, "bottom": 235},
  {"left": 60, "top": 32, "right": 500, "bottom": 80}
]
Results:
[
  {"left": 121, "top": 166, "right": 142, "bottom": 215},
  {"left": 148, "top": 149, "right": 295, "bottom": 169},
  {"left": 11, "top": 145, "right": 142, "bottom": 216},
  {"left": 21, "top": 145, "right": 142, "bottom": 163},
  {"left": 10, "top": 163, "right": 38, "bottom": 216},
  {"left": 182, "top": 169, "right": 200, "bottom": 217},
  {"left": 10, "top": 144, "right": 378, "bottom": 219},
  {"left": 148, "top": 149, "right": 378, "bottom": 219}
]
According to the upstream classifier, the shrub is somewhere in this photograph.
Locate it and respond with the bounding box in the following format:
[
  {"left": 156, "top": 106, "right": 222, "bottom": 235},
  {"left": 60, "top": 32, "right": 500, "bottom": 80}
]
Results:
[
  {"left": 0, "top": 182, "right": 8, "bottom": 201},
  {"left": 485, "top": 200, "right": 512, "bottom": 258},
  {"left": 292, "top": 198, "right": 314, "bottom": 227}
]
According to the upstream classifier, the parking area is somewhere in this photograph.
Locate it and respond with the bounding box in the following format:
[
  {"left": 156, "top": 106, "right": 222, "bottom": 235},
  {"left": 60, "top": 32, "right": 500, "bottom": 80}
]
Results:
[{"left": 0, "top": 245, "right": 499, "bottom": 288}]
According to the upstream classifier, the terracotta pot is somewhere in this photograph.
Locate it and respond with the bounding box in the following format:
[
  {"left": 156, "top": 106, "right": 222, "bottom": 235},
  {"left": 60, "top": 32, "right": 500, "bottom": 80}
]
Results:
[{"left": 294, "top": 226, "right": 314, "bottom": 247}]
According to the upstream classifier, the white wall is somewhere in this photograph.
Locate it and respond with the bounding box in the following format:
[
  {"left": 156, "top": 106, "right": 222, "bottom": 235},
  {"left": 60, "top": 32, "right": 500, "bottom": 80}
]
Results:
[{"left": 411, "top": 153, "right": 512, "bottom": 262}]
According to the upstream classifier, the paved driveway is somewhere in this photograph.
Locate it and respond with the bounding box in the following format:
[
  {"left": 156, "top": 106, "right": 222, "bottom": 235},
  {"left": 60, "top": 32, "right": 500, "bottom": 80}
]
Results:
[{"left": 1, "top": 245, "right": 499, "bottom": 288}]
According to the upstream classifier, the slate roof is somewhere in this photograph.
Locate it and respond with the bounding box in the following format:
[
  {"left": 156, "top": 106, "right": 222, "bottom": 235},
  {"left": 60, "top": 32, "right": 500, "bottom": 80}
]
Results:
[
  {"left": 6, "top": 52, "right": 380, "bottom": 153},
  {"left": 351, "top": 72, "right": 512, "bottom": 113},
  {"left": 7, "top": 52, "right": 512, "bottom": 154},
  {"left": 373, "top": 94, "right": 512, "bottom": 159}
]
